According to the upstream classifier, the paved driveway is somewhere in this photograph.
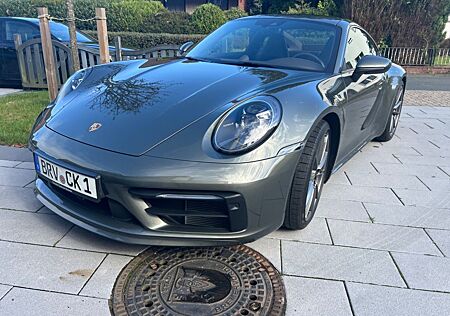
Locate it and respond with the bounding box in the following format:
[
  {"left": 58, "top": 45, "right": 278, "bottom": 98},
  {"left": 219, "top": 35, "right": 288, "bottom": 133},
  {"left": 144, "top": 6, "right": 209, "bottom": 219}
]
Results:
[
  {"left": 0, "top": 88, "right": 21, "bottom": 96},
  {"left": 0, "top": 103, "right": 449, "bottom": 315}
]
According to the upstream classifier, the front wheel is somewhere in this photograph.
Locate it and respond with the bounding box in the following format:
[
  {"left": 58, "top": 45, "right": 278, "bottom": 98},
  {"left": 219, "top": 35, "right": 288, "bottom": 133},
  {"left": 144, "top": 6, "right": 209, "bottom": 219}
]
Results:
[{"left": 283, "top": 120, "right": 330, "bottom": 230}]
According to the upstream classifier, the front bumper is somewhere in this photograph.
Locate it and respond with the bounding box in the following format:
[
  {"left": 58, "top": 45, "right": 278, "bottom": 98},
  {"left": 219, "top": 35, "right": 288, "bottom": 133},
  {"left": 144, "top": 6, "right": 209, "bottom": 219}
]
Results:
[{"left": 31, "top": 127, "right": 300, "bottom": 246}]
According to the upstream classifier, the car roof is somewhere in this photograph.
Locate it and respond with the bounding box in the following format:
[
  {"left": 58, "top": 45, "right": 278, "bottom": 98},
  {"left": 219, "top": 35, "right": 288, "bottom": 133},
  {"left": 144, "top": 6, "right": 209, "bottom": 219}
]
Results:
[
  {"left": 239, "top": 14, "right": 350, "bottom": 27},
  {"left": 0, "top": 17, "right": 39, "bottom": 23},
  {"left": 0, "top": 17, "right": 65, "bottom": 26}
]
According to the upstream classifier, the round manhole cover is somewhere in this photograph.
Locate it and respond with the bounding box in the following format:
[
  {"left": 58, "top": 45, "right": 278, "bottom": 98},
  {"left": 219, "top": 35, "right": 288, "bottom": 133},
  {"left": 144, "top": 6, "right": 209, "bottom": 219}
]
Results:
[{"left": 110, "top": 245, "right": 286, "bottom": 316}]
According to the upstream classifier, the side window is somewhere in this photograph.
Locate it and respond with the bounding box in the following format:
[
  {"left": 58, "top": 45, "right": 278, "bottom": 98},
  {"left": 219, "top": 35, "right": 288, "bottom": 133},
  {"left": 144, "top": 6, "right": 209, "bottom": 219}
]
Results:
[
  {"left": 4, "top": 21, "right": 40, "bottom": 43},
  {"left": 343, "top": 28, "right": 377, "bottom": 70}
]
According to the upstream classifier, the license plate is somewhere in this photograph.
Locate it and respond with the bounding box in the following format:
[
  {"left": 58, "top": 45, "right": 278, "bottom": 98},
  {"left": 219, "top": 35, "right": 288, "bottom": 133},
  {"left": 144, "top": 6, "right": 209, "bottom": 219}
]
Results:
[{"left": 35, "top": 155, "right": 98, "bottom": 199}]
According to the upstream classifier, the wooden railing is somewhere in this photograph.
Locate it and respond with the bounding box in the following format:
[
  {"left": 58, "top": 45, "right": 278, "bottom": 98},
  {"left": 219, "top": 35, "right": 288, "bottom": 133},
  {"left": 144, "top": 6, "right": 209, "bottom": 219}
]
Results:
[{"left": 14, "top": 35, "right": 181, "bottom": 89}]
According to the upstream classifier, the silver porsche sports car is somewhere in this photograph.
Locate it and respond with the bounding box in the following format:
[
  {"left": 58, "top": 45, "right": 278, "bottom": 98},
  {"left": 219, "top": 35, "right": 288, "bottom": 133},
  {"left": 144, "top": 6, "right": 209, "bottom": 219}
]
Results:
[{"left": 30, "top": 15, "right": 406, "bottom": 246}]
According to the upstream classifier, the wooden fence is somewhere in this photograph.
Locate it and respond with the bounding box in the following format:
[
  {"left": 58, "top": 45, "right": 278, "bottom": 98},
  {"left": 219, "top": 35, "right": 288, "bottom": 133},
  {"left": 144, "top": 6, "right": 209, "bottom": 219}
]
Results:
[
  {"left": 14, "top": 36, "right": 180, "bottom": 89},
  {"left": 380, "top": 47, "right": 450, "bottom": 67}
]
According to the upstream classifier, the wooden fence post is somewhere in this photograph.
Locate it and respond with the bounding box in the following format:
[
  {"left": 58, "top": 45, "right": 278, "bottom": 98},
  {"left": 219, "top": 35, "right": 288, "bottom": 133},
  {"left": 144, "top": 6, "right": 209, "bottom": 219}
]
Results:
[
  {"left": 114, "top": 36, "right": 122, "bottom": 61},
  {"left": 66, "top": 0, "right": 80, "bottom": 71},
  {"left": 38, "top": 7, "right": 58, "bottom": 100},
  {"left": 96, "top": 8, "right": 110, "bottom": 64},
  {"left": 13, "top": 35, "right": 28, "bottom": 86}
]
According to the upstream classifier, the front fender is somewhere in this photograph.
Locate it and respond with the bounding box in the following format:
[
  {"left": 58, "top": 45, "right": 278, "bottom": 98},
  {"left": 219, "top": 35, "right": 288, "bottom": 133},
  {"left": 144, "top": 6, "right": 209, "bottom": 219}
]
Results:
[{"left": 146, "top": 77, "right": 342, "bottom": 164}]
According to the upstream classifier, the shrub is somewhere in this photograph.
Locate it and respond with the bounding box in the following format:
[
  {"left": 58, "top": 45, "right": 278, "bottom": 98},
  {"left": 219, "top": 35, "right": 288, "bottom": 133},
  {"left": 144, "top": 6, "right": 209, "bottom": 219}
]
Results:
[
  {"left": 191, "top": 3, "right": 227, "bottom": 34},
  {"left": 224, "top": 8, "right": 248, "bottom": 20},
  {"left": 84, "top": 30, "right": 205, "bottom": 49},
  {"left": 140, "top": 11, "right": 195, "bottom": 34},
  {"left": 284, "top": 0, "right": 336, "bottom": 16},
  {"left": 107, "top": 0, "right": 167, "bottom": 32},
  {"left": 246, "top": 0, "right": 263, "bottom": 14}
]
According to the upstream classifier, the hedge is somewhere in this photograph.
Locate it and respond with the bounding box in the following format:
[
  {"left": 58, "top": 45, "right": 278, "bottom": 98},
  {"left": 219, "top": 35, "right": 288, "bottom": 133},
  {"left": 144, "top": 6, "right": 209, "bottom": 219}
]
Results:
[
  {"left": 0, "top": 0, "right": 246, "bottom": 34},
  {"left": 84, "top": 30, "right": 205, "bottom": 49},
  {"left": 0, "top": 0, "right": 167, "bottom": 32}
]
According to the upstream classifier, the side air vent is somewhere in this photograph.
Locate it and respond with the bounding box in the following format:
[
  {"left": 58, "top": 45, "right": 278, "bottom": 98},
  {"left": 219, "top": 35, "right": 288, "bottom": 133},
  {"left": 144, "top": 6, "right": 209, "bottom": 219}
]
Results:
[{"left": 129, "top": 189, "right": 247, "bottom": 232}]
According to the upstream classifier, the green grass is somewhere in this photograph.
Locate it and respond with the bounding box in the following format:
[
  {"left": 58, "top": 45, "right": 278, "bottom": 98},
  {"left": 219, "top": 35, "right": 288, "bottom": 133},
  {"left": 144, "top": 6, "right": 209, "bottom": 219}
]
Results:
[
  {"left": 434, "top": 56, "right": 450, "bottom": 66},
  {"left": 0, "top": 90, "right": 49, "bottom": 146}
]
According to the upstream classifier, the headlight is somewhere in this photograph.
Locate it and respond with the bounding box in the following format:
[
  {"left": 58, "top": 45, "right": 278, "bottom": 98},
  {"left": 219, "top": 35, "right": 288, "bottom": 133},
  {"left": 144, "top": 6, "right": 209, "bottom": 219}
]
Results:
[
  {"left": 56, "top": 68, "right": 89, "bottom": 101},
  {"left": 212, "top": 96, "right": 282, "bottom": 154}
]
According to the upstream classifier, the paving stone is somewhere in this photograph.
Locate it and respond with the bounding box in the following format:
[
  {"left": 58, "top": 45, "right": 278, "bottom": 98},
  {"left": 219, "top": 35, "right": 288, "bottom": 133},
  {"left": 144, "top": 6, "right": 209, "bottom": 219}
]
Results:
[
  {"left": 415, "top": 146, "right": 450, "bottom": 157},
  {"left": 338, "top": 159, "right": 378, "bottom": 174},
  {"left": 347, "top": 282, "right": 450, "bottom": 316},
  {"left": 393, "top": 189, "right": 450, "bottom": 209},
  {"left": 37, "top": 206, "right": 54, "bottom": 214},
  {"left": 322, "top": 184, "right": 402, "bottom": 205},
  {"left": 353, "top": 150, "right": 401, "bottom": 164},
  {"left": 441, "top": 166, "right": 450, "bottom": 176},
  {"left": 0, "top": 186, "right": 42, "bottom": 212},
  {"left": 346, "top": 173, "right": 428, "bottom": 190},
  {"left": 0, "top": 166, "right": 35, "bottom": 187},
  {"left": 80, "top": 254, "right": 132, "bottom": 299},
  {"left": 364, "top": 203, "right": 450, "bottom": 230},
  {"left": 56, "top": 226, "right": 147, "bottom": 256},
  {"left": 282, "top": 241, "right": 405, "bottom": 287},
  {"left": 0, "top": 160, "right": 19, "bottom": 168},
  {"left": 0, "top": 145, "right": 32, "bottom": 162},
  {"left": 418, "top": 177, "right": 450, "bottom": 191},
  {"left": 361, "top": 144, "right": 421, "bottom": 157},
  {"left": 0, "top": 288, "right": 109, "bottom": 316},
  {"left": 15, "top": 161, "right": 35, "bottom": 170},
  {"left": 0, "top": 284, "right": 11, "bottom": 300},
  {"left": 284, "top": 276, "right": 352, "bottom": 316},
  {"left": 246, "top": 238, "right": 281, "bottom": 272},
  {"left": 327, "top": 170, "right": 350, "bottom": 185},
  {"left": 316, "top": 199, "right": 370, "bottom": 222},
  {"left": 426, "top": 229, "right": 450, "bottom": 257},
  {"left": 0, "top": 241, "right": 105, "bottom": 294},
  {"left": 393, "top": 252, "right": 450, "bottom": 292},
  {"left": 0, "top": 209, "right": 72, "bottom": 246},
  {"left": 327, "top": 219, "right": 441, "bottom": 256},
  {"left": 268, "top": 217, "right": 332, "bottom": 244},
  {"left": 372, "top": 162, "right": 448, "bottom": 178}
]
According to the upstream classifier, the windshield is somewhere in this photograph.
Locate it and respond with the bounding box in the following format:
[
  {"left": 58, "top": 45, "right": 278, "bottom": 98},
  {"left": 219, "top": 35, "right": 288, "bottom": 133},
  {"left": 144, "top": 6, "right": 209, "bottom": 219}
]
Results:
[
  {"left": 187, "top": 17, "right": 340, "bottom": 72},
  {"left": 49, "top": 21, "right": 93, "bottom": 43}
]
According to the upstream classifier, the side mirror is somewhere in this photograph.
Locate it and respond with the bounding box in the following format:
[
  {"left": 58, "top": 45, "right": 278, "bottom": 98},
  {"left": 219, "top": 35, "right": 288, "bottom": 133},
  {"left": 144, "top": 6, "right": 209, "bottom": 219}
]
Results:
[
  {"left": 352, "top": 55, "right": 392, "bottom": 81},
  {"left": 179, "top": 41, "right": 194, "bottom": 55}
]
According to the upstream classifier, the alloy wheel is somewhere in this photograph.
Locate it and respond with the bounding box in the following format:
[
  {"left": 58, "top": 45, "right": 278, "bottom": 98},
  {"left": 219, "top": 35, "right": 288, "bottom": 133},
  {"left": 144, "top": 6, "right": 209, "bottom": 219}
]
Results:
[
  {"left": 304, "top": 131, "right": 329, "bottom": 220},
  {"left": 389, "top": 87, "right": 404, "bottom": 136}
]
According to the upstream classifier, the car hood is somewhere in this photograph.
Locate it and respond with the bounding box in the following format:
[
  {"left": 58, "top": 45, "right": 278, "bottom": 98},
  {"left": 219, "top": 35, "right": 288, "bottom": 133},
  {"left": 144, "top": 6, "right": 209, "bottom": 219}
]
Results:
[{"left": 46, "top": 59, "right": 323, "bottom": 156}]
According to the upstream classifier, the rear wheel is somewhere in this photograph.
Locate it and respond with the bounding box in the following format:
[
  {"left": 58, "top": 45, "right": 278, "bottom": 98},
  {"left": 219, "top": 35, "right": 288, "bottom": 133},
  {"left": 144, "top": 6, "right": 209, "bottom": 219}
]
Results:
[
  {"left": 283, "top": 120, "right": 330, "bottom": 230},
  {"left": 374, "top": 83, "right": 404, "bottom": 142}
]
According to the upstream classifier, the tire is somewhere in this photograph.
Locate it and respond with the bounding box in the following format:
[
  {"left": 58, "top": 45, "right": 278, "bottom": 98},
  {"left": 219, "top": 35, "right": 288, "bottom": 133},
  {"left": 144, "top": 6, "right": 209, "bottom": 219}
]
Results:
[
  {"left": 283, "top": 120, "right": 331, "bottom": 230},
  {"left": 374, "top": 83, "right": 404, "bottom": 142}
]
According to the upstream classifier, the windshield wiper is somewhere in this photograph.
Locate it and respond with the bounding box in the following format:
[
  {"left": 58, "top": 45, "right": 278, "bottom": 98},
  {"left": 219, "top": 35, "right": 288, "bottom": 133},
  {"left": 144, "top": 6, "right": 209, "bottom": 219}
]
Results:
[{"left": 183, "top": 56, "right": 211, "bottom": 63}]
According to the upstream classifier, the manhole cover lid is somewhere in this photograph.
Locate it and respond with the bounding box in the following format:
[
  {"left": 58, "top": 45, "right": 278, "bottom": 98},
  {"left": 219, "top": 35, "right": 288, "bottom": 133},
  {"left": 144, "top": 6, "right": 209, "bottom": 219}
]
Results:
[{"left": 110, "top": 245, "right": 286, "bottom": 316}]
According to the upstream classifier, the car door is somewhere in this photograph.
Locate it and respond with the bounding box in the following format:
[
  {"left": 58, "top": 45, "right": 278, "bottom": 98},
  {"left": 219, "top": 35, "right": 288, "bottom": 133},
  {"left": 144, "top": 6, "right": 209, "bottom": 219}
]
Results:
[
  {"left": 338, "top": 26, "right": 385, "bottom": 159},
  {"left": 1, "top": 19, "right": 40, "bottom": 85}
]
